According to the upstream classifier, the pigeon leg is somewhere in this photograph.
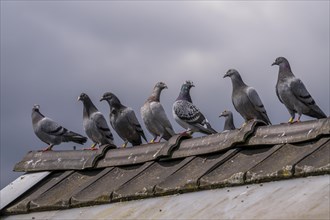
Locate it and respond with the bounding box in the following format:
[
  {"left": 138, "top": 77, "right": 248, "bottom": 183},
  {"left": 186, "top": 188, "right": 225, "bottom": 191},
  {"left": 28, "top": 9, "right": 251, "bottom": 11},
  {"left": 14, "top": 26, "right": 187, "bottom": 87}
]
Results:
[
  {"left": 288, "top": 117, "right": 295, "bottom": 124},
  {"left": 295, "top": 114, "right": 302, "bottom": 123},
  {"left": 84, "top": 143, "right": 98, "bottom": 150},
  {"left": 122, "top": 141, "right": 128, "bottom": 148},
  {"left": 150, "top": 136, "right": 158, "bottom": 143},
  {"left": 179, "top": 130, "right": 193, "bottom": 137},
  {"left": 40, "top": 144, "right": 54, "bottom": 152}
]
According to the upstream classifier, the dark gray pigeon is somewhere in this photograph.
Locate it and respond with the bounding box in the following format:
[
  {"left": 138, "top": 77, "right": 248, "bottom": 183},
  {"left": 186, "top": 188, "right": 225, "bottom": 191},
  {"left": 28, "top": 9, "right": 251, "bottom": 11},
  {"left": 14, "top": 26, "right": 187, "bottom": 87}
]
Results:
[
  {"left": 272, "top": 57, "right": 327, "bottom": 123},
  {"left": 224, "top": 69, "right": 272, "bottom": 125},
  {"left": 173, "top": 81, "right": 217, "bottom": 135},
  {"left": 219, "top": 110, "right": 236, "bottom": 131},
  {"left": 141, "top": 82, "right": 176, "bottom": 143},
  {"left": 32, "top": 104, "right": 87, "bottom": 151},
  {"left": 78, "top": 93, "right": 114, "bottom": 149},
  {"left": 101, "top": 92, "right": 147, "bottom": 147}
]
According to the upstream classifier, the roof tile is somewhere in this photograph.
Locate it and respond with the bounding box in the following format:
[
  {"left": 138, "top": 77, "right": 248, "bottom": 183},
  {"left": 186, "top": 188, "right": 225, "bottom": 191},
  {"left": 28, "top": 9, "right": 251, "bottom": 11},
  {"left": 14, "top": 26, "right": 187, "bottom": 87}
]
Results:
[
  {"left": 245, "top": 138, "right": 329, "bottom": 183},
  {"left": 246, "top": 118, "right": 330, "bottom": 146},
  {"left": 155, "top": 149, "right": 238, "bottom": 195},
  {"left": 294, "top": 139, "right": 330, "bottom": 177},
  {"left": 171, "top": 120, "right": 263, "bottom": 159},
  {"left": 199, "top": 145, "right": 283, "bottom": 188},
  {"left": 112, "top": 157, "right": 194, "bottom": 201},
  {"left": 29, "top": 170, "right": 104, "bottom": 211},
  {"left": 14, "top": 145, "right": 113, "bottom": 172},
  {"left": 71, "top": 162, "right": 153, "bottom": 207},
  {"left": 3, "top": 171, "right": 72, "bottom": 214}
]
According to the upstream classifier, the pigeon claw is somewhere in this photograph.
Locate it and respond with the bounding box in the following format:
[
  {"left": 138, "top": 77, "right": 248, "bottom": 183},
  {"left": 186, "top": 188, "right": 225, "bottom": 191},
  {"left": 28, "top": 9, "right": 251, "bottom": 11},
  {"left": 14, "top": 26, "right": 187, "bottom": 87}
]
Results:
[
  {"left": 39, "top": 145, "right": 54, "bottom": 152},
  {"left": 288, "top": 117, "right": 295, "bottom": 124}
]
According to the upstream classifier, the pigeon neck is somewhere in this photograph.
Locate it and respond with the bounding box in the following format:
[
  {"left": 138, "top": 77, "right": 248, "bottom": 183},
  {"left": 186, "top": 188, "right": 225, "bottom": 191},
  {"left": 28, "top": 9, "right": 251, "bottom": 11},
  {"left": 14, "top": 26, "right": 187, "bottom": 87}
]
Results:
[
  {"left": 176, "top": 87, "right": 192, "bottom": 103},
  {"left": 231, "top": 74, "right": 247, "bottom": 89},
  {"left": 224, "top": 114, "right": 235, "bottom": 130},
  {"left": 148, "top": 86, "right": 163, "bottom": 102},
  {"left": 278, "top": 62, "right": 294, "bottom": 79},
  {"left": 32, "top": 110, "right": 44, "bottom": 124},
  {"left": 109, "top": 96, "right": 123, "bottom": 109},
  {"left": 83, "top": 97, "right": 98, "bottom": 117}
]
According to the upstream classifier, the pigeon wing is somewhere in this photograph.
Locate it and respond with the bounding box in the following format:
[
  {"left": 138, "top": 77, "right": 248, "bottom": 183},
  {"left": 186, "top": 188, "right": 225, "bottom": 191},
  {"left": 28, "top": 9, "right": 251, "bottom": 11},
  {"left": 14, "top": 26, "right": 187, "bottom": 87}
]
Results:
[
  {"left": 126, "top": 108, "right": 147, "bottom": 142},
  {"left": 40, "top": 117, "right": 68, "bottom": 136},
  {"left": 94, "top": 112, "right": 114, "bottom": 141},
  {"left": 290, "top": 78, "right": 316, "bottom": 106},
  {"left": 246, "top": 87, "right": 271, "bottom": 124},
  {"left": 149, "top": 102, "right": 175, "bottom": 135}
]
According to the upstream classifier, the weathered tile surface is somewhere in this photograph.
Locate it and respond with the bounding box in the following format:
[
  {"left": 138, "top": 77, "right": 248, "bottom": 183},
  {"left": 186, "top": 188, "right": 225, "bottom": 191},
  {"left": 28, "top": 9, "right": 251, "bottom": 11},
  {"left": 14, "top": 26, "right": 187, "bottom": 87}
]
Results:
[
  {"left": 155, "top": 149, "right": 239, "bottom": 195},
  {"left": 112, "top": 157, "right": 194, "bottom": 201},
  {"left": 3, "top": 171, "right": 72, "bottom": 214},
  {"left": 71, "top": 162, "right": 153, "bottom": 206},
  {"left": 294, "top": 139, "right": 330, "bottom": 176},
  {"left": 199, "top": 145, "right": 283, "bottom": 188},
  {"left": 14, "top": 145, "right": 113, "bottom": 172},
  {"left": 245, "top": 138, "right": 329, "bottom": 183}
]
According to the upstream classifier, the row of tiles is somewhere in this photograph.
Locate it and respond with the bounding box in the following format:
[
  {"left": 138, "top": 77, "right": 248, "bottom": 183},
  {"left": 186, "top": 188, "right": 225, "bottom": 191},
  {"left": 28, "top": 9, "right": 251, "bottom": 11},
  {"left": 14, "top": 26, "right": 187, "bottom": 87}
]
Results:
[
  {"left": 3, "top": 137, "right": 330, "bottom": 215},
  {"left": 14, "top": 118, "right": 330, "bottom": 172}
]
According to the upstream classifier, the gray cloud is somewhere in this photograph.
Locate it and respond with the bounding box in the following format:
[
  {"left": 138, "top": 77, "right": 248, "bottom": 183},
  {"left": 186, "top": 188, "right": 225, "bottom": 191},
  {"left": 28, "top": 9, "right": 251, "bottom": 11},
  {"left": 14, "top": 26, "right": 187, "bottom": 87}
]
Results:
[{"left": 1, "top": 1, "right": 329, "bottom": 188}]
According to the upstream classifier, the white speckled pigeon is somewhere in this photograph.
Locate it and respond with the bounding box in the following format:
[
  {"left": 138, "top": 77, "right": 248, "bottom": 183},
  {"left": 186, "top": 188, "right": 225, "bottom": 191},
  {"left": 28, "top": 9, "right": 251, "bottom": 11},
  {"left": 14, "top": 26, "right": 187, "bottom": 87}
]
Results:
[
  {"left": 224, "top": 69, "right": 272, "bottom": 125},
  {"left": 219, "top": 110, "right": 236, "bottom": 131},
  {"left": 101, "top": 92, "right": 147, "bottom": 147},
  {"left": 32, "top": 104, "right": 87, "bottom": 151},
  {"left": 173, "top": 81, "right": 217, "bottom": 135},
  {"left": 272, "top": 57, "right": 327, "bottom": 123},
  {"left": 78, "top": 93, "right": 114, "bottom": 149},
  {"left": 141, "top": 82, "right": 176, "bottom": 143}
]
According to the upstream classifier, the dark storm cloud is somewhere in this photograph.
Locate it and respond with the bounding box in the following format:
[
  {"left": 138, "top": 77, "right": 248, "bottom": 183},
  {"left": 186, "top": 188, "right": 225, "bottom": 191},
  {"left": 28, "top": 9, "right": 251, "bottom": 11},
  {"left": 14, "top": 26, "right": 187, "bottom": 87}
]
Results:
[{"left": 1, "top": 1, "right": 329, "bottom": 188}]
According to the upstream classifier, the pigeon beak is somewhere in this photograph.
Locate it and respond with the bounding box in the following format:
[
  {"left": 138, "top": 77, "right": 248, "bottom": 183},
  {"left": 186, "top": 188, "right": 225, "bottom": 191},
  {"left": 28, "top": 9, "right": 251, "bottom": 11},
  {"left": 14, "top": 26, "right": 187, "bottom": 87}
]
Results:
[
  {"left": 271, "top": 61, "right": 277, "bottom": 66},
  {"left": 223, "top": 73, "right": 229, "bottom": 78},
  {"left": 219, "top": 113, "right": 224, "bottom": 118},
  {"left": 100, "top": 97, "right": 105, "bottom": 102},
  {"left": 77, "top": 96, "right": 81, "bottom": 101},
  {"left": 164, "top": 85, "right": 168, "bottom": 89}
]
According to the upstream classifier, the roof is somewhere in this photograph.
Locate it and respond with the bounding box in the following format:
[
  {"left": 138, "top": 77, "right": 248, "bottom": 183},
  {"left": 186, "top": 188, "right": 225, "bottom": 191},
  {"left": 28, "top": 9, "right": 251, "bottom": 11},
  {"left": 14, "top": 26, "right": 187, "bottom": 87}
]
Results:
[{"left": 1, "top": 118, "right": 329, "bottom": 218}]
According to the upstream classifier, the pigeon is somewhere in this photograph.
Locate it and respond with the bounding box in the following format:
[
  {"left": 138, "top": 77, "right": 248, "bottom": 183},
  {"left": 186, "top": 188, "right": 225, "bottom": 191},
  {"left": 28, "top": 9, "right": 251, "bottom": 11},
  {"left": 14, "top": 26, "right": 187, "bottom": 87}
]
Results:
[
  {"left": 101, "top": 92, "right": 147, "bottom": 147},
  {"left": 272, "top": 57, "right": 327, "bottom": 122},
  {"left": 78, "top": 93, "right": 114, "bottom": 149},
  {"left": 31, "top": 104, "right": 87, "bottom": 151},
  {"left": 224, "top": 69, "right": 272, "bottom": 125},
  {"left": 141, "top": 82, "right": 176, "bottom": 143},
  {"left": 219, "top": 110, "right": 236, "bottom": 131},
  {"left": 173, "top": 81, "right": 217, "bottom": 135}
]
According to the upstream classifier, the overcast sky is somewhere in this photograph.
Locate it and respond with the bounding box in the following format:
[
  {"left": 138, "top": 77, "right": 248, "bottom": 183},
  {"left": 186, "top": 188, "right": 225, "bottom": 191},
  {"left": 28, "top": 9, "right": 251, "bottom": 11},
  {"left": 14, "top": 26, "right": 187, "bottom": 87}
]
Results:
[{"left": 1, "top": 1, "right": 329, "bottom": 189}]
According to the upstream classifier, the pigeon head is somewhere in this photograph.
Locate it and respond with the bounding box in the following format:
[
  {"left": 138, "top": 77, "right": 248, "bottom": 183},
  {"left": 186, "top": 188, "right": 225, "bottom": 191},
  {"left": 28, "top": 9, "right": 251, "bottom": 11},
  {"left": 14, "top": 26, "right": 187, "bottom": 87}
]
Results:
[
  {"left": 100, "top": 92, "right": 121, "bottom": 107},
  {"left": 32, "top": 104, "right": 40, "bottom": 112},
  {"left": 155, "top": 82, "right": 168, "bottom": 90},
  {"left": 219, "top": 109, "right": 232, "bottom": 118},
  {"left": 176, "top": 81, "right": 194, "bottom": 102},
  {"left": 181, "top": 80, "right": 194, "bottom": 91},
  {"left": 223, "top": 69, "right": 239, "bottom": 78},
  {"left": 272, "top": 57, "right": 292, "bottom": 73},
  {"left": 271, "top": 57, "right": 287, "bottom": 66},
  {"left": 78, "top": 93, "right": 89, "bottom": 102},
  {"left": 32, "top": 104, "right": 45, "bottom": 118}
]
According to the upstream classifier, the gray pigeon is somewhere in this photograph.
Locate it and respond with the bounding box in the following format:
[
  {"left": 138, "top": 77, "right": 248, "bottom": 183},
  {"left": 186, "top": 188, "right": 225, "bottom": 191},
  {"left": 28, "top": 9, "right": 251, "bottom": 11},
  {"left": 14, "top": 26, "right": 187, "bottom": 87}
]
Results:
[
  {"left": 272, "top": 57, "right": 327, "bottom": 122},
  {"left": 224, "top": 69, "right": 272, "bottom": 125},
  {"left": 173, "top": 81, "right": 217, "bottom": 135},
  {"left": 78, "top": 93, "right": 114, "bottom": 149},
  {"left": 219, "top": 110, "right": 236, "bottom": 131},
  {"left": 101, "top": 92, "right": 147, "bottom": 147},
  {"left": 141, "top": 82, "right": 176, "bottom": 143},
  {"left": 32, "top": 104, "right": 87, "bottom": 151}
]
